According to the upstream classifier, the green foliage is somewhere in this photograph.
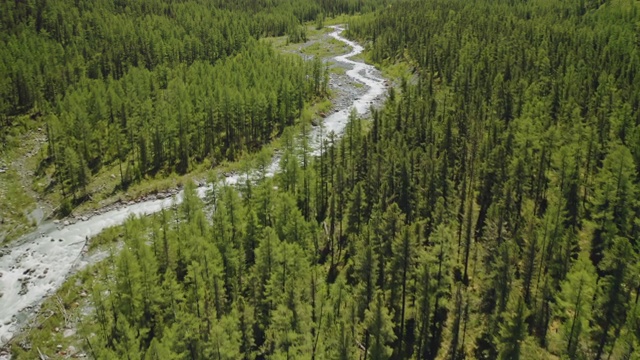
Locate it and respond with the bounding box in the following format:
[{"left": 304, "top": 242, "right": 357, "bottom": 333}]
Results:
[
  {"left": 10, "top": 0, "right": 640, "bottom": 359},
  {"left": 363, "top": 290, "right": 396, "bottom": 360},
  {"left": 554, "top": 254, "right": 596, "bottom": 359},
  {"left": 0, "top": 0, "right": 334, "bottom": 209}
]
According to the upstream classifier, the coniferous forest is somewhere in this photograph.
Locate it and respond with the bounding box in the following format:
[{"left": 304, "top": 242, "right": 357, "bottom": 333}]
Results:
[
  {"left": 3, "top": 0, "right": 640, "bottom": 359},
  {"left": 1, "top": 0, "right": 383, "bottom": 201}
]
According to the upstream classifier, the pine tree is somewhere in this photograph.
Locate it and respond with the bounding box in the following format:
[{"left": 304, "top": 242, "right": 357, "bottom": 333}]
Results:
[
  {"left": 363, "top": 290, "right": 396, "bottom": 360},
  {"left": 593, "top": 237, "right": 637, "bottom": 359},
  {"left": 498, "top": 290, "right": 528, "bottom": 360},
  {"left": 554, "top": 254, "right": 596, "bottom": 359}
]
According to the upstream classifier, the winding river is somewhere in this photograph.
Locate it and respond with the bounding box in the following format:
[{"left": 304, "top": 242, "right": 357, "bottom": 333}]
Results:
[{"left": 0, "top": 25, "right": 387, "bottom": 346}]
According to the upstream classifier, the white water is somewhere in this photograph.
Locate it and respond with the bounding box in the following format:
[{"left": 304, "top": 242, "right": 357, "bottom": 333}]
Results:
[{"left": 0, "top": 25, "right": 386, "bottom": 346}]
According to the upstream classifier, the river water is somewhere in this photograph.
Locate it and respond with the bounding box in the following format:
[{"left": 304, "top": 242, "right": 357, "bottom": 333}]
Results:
[{"left": 0, "top": 25, "right": 386, "bottom": 346}]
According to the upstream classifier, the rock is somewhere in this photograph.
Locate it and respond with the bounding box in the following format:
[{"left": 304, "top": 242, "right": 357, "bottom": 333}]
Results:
[
  {"left": 63, "top": 220, "right": 69, "bottom": 226},
  {"left": 18, "top": 340, "right": 31, "bottom": 351},
  {"left": 59, "top": 239, "right": 63, "bottom": 242},
  {"left": 110, "top": 174, "right": 116, "bottom": 179},
  {"left": 0, "top": 292, "right": 3, "bottom": 298},
  {"left": 18, "top": 282, "right": 29, "bottom": 296},
  {"left": 80, "top": 291, "right": 88, "bottom": 298},
  {"left": 56, "top": 344, "right": 63, "bottom": 350},
  {"left": 51, "top": 238, "right": 55, "bottom": 242},
  {"left": 53, "top": 219, "right": 60, "bottom": 224},
  {"left": 63, "top": 329, "right": 76, "bottom": 338},
  {"left": 81, "top": 216, "right": 88, "bottom": 221}
]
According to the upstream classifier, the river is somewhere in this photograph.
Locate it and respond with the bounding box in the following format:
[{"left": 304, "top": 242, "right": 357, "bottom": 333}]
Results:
[{"left": 0, "top": 25, "right": 387, "bottom": 346}]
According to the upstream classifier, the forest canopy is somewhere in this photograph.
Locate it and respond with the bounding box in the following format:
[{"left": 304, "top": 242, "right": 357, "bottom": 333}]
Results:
[
  {"left": 5, "top": 0, "right": 640, "bottom": 359},
  {"left": 0, "top": 0, "right": 388, "bottom": 203}
]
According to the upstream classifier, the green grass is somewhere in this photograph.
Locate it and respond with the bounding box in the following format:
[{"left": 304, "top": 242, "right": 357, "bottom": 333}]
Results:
[
  {"left": 303, "top": 38, "right": 350, "bottom": 58},
  {"left": 262, "top": 23, "right": 350, "bottom": 60},
  {"left": 0, "top": 169, "right": 36, "bottom": 243},
  {"left": 379, "top": 59, "right": 413, "bottom": 81},
  {"left": 0, "top": 115, "right": 44, "bottom": 243},
  {"left": 323, "top": 14, "right": 353, "bottom": 26},
  {"left": 330, "top": 65, "right": 347, "bottom": 75}
]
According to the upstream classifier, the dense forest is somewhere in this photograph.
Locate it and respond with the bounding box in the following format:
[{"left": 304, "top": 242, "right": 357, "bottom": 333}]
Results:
[
  {"left": 5, "top": 0, "right": 640, "bottom": 359},
  {"left": 0, "top": 0, "right": 387, "bottom": 206}
]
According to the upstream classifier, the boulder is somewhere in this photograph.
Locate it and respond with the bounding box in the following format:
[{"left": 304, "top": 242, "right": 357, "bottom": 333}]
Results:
[{"left": 18, "top": 282, "right": 28, "bottom": 295}]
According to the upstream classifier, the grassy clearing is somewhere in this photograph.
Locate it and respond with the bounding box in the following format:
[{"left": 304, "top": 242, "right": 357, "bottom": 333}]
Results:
[
  {"left": 262, "top": 24, "right": 350, "bottom": 60},
  {"left": 330, "top": 65, "right": 347, "bottom": 75},
  {"left": 309, "top": 38, "right": 350, "bottom": 58},
  {"left": 0, "top": 169, "right": 36, "bottom": 243},
  {"left": 379, "top": 59, "right": 413, "bottom": 81},
  {"left": 0, "top": 115, "right": 46, "bottom": 243},
  {"left": 323, "top": 14, "right": 353, "bottom": 26}
]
